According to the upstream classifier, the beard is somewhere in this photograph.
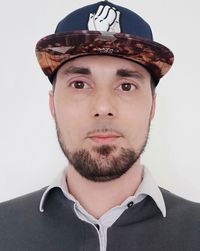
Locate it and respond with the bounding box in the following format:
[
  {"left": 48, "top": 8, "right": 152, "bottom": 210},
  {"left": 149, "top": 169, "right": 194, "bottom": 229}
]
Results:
[{"left": 55, "top": 120, "right": 150, "bottom": 182}]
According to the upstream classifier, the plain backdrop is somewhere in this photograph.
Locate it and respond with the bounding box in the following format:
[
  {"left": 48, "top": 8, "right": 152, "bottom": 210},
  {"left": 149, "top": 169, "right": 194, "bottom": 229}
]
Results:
[{"left": 0, "top": 0, "right": 200, "bottom": 203}]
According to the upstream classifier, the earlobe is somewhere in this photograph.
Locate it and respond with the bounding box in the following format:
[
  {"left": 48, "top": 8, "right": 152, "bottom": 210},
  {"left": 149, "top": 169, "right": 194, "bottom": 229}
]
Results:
[{"left": 49, "top": 90, "right": 55, "bottom": 119}]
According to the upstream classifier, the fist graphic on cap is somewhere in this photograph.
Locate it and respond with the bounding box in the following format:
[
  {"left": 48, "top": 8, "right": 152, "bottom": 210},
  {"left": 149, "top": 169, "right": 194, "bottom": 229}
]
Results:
[{"left": 88, "top": 5, "right": 121, "bottom": 32}]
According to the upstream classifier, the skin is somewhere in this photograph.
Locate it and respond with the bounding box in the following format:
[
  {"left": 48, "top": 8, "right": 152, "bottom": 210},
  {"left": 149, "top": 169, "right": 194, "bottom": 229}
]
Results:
[{"left": 49, "top": 55, "right": 156, "bottom": 218}]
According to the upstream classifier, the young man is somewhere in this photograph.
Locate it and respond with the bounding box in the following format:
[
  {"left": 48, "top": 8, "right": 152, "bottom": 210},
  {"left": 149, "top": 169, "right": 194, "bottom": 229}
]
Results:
[{"left": 0, "top": 1, "right": 199, "bottom": 250}]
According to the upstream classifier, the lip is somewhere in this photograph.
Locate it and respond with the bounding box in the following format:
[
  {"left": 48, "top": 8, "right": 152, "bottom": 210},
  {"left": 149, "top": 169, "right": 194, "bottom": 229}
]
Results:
[{"left": 88, "top": 133, "right": 122, "bottom": 143}]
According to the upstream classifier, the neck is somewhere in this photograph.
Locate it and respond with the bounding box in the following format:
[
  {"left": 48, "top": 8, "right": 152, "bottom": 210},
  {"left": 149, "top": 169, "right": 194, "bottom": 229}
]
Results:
[{"left": 66, "top": 160, "right": 144, "bottom": 219}]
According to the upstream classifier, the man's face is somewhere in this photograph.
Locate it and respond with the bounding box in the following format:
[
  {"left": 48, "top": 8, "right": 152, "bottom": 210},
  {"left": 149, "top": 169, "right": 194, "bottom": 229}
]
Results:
[{"left": 49, "top": 55, "right": 156, "bottom": 182}]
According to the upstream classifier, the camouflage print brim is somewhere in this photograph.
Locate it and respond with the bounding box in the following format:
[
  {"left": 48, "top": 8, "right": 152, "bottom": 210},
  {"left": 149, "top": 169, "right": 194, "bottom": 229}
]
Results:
[{"left": 35, "top": 30, "right": 174, "bottom": 85}]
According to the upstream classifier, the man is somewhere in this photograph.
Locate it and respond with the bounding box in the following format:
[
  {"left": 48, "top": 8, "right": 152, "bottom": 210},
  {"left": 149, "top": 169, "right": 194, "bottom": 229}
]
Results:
[{"left": 0, "top": 1, "right": 199, "bottom": 250}]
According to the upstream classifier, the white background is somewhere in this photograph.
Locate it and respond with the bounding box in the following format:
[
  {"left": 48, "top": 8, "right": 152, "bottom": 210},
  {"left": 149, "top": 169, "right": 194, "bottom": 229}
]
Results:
[{"left": 0, "top": 0, "right": 200, "bottom": 203}]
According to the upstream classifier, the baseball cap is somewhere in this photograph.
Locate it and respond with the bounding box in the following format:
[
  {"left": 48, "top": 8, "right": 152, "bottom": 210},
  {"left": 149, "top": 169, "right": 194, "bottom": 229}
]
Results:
[{"left": 35, "top": 0, "right": 174, "bottom": 85}]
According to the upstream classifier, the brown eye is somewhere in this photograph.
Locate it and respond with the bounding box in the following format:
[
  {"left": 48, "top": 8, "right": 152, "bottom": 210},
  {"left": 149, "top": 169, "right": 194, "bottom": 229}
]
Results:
[
  {"left": 119, "top": 83, "right": 136, "bottom": 91},
  {"left": 70, "top": 81, "right": 89, "bottom": 89},
  {"left": 73, "top": 81, "right": 85, "bottom": 89}
]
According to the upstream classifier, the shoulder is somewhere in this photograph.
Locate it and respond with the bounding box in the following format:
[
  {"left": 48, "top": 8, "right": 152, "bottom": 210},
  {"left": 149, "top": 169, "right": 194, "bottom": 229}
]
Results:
[
  {"left": 0, "top": 187, "right": 47, "bottom": 216},
  {"left": 160, "top": 187, "right": 200, "bottom": 206},
  {"left": 160, "top": 187, "right": 200, "bottom": 219}
]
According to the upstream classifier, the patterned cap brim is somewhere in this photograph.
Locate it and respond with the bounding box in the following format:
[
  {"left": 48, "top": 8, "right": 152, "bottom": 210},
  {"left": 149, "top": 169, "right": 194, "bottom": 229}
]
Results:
[{"left": 35, "top": 30, "right": 174, "bottom": 84}]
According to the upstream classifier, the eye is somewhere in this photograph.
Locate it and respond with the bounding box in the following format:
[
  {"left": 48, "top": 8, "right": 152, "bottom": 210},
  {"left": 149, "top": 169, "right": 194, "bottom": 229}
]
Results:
[
  {"left": 118, "top": 82, "right": 136, "bottom": 92},
  {"left": 69, "top": 81, "right": 90, "bottom": 89}
]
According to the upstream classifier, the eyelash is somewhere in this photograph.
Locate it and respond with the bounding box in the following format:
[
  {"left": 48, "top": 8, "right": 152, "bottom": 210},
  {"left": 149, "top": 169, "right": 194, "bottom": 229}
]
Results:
[{"left": 68, "top": 80, "right": 137, "bottom": 92}]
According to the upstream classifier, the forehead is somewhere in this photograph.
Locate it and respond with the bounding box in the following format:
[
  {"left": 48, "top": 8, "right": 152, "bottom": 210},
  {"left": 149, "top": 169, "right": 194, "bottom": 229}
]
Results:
[{"left": 57, "top": 55, "right": 150, "bottom": 78}]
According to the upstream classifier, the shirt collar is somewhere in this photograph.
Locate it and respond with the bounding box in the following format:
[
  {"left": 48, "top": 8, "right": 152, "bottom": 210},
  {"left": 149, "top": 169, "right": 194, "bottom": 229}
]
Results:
[
  {"left": 39, "top": 166, "right": 166, "bottom": 217},
  {"left": 134, "top": 167, "right": 166, "bottom": 217}
]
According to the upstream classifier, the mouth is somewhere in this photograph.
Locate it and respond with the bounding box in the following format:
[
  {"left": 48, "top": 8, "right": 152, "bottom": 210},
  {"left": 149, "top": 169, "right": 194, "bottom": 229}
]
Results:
[{"left": 88, "top": 133, "right": 122, "bottom": 144}]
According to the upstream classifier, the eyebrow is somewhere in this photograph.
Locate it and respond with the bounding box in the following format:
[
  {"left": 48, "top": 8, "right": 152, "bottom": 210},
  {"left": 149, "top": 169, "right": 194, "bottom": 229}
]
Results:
[
  {"left": 116, "top": 69, "right": 144, "bottom": 80},
  {"left": 63, "top": 66, "right": 91, "bottom": 75},
  {"left": 63, "top": 66, "right": 144, "bottom": 80}
]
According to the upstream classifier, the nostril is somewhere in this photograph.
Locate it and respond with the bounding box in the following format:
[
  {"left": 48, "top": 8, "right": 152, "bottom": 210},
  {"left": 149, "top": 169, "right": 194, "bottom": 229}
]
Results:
[{"left": 94, "top": 113, "right": 113, "bottom": 117}]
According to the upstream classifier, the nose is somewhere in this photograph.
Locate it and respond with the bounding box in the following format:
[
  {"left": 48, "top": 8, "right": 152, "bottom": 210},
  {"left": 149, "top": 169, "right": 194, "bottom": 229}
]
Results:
[{"left": 90, "top": 91, "right": 117, "bottom": 119}]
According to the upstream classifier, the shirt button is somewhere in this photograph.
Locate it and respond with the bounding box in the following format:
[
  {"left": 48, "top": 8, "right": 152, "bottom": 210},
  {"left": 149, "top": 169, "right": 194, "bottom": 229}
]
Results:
[{"left": 127, "top": 201, "right": 134, "bottom": 208}]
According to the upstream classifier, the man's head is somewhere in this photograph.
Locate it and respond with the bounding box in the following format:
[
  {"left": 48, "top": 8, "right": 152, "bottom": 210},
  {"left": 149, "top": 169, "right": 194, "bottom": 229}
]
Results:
[{"left": 35, "top": 1, "right": 174, "bottom": 182}]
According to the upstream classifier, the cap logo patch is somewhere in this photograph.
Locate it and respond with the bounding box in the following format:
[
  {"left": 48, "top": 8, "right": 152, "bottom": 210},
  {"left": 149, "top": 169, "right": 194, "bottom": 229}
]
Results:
[{"left": 88, "top": 4, "right": 121, "bottom": 32}]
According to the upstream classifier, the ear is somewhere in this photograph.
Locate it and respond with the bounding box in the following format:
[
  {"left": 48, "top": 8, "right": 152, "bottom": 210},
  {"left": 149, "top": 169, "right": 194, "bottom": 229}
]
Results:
[
  {"left": 49, "top": 90, "right": 55, "bottom": 119},
  {"left": 150, "top": 93, "right": 156, "bottom": 120}
]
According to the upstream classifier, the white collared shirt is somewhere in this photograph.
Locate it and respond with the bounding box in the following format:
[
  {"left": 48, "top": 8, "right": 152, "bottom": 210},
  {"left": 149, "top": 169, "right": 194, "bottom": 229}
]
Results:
[{"left": 39, "top": 166, "right": 166, "bottom": 251}]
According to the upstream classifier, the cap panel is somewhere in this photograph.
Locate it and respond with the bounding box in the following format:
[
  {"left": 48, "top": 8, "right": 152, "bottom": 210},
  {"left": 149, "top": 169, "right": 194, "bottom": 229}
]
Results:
[{"left": 55, "top": 1, "right": 153, "bottom": 39}]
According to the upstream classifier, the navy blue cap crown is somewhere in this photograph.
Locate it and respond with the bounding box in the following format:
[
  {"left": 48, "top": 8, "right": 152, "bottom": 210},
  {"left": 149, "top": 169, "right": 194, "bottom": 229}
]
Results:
[{"left": 55, "top": 1, "right": 153, "bottom": 40}]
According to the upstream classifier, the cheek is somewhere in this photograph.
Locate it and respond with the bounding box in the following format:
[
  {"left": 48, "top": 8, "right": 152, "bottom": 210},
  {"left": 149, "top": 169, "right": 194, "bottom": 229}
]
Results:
[
  {"left": 54, "top": 100, "right": 89, "bottom": 148},
  {"left": 121, "top": 95, "right": 152, "bottom": 124},
  {"left": 120, "top": 97, "right": 152, "bottom": 144}
]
